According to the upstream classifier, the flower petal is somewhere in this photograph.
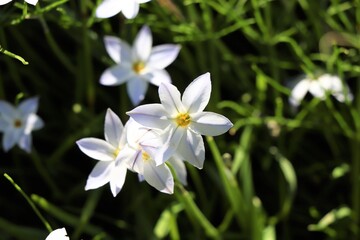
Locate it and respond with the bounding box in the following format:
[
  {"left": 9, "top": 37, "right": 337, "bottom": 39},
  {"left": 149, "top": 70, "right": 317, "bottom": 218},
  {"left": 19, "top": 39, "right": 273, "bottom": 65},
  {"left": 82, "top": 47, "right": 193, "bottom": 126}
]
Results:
[
  {"left": 143, "top": 161, "right": 174, "bottom": 194},
  {"left": 18, "top": 97, "right": 39, "bottom": 117},
  {"left": 104, "top": 108, "right": 124, "bottom": 147},
  {"left": 308, "top": 81, "right": 326, "bottom": 99},
  {"left": 176, "top": 130, "right": 205, "bottom": 169},
  {"left": 289, "top": 78, "right": 311, "bottom": 107},
  {"left": 147, "top": 44, "right": 181, "bottom": 69},
  {"left": 96, "top": 0, "right": 123, "bottom": 19},
  {"left": 18, "top": 134, "right": 32, "bottom": 153},
  {"left": 24, "top": 113, "right": 44, "bottom": 134},
  {"left": 147, "top": 69, "right": 171, "bottom": 86},
  {"left": 168, "top": 156, "right": 187, "bottom": 185},
  {"left": 99, "top": 65, "right": 134, "bottom": 86},
  {"left": 121, "top": 0, "right": 139, "bottom": 19},
  {"left": 2, "top": 129, "right": 22, "bottom": 152},
  {"left": 0, "top": 100, "right": 16, "bottom": 121},
  {"left": 182, "top": 72, "right": 211, "bottom": 113},
  {"left": 76, "top": 138, "right": 116, "bottom": 161},
  {"left": 133, "top": 25, "right": 152, "bottom": 61},
  {"left": 159, "top": 82, "right": 185, "bottom": 116},
  {"left": 0, "top": 0, "right": 12, "bottom": 5},
  {"left": 104, "top": 36, "right": 126, "bottom": 64},
  {"left": 85, "top": 161, "right": 114, "bottom": 190},
  {"left": 190, "top": 112, "right": 233, "bottom": 136},
  {"left": 45, "top": 228, "right": 69, "bottom": 240},
  {"left": 0, "top": 118, "right": 9, "bottom": 131},
  {"left": 127, "top": 76, "right": 149, "bottom": 106},
  {"left": 318, "top": 74, "right": 353, "bottom": 102},
  {"left": 109, "top": 163, "right": 128, "bottom": 197},
  {"left": 155, "top": 126, "right": 185, "bottom": 165},
  {"left": 127, "top": 103, "right": 170, "bottom": 129},
  {"left": 25, "top": 0, "right": 38, "bottom": 5}
]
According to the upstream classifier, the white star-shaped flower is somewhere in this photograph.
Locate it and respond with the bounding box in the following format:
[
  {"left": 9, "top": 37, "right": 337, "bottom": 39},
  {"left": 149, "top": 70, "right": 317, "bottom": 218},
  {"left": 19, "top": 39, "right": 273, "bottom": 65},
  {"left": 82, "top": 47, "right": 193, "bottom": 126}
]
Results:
[
  {"left": 0, "top": 0, "right": 38, "bottom": 5},
  {"left": 100, "top": 25, "right": 181, "bottom": 106},
  {"left": 76, "top": 108, "right": 129, "bottom": 197},
  {"left": 127, "top": 72, "right": 233, "bottom": 169},
  {"left": 0, "top": 97, "right": 44, "bottom": 153},
  {"left": 96, "top": 0, "right": 151, "bottom": 19},
  {"left": 45, "top": 228, "right": 69, "bottom": 240},
  {"left": 289, "top": 73, "right": 353, "bottom": 107}
]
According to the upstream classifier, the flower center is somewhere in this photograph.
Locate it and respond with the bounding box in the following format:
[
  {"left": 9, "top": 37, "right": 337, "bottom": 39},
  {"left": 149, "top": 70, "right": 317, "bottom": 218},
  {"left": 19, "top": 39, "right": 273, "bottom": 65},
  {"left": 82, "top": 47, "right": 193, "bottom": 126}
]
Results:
[
  {"left": 176, "top": 113, "right": 191, "bottom": 127},
  {"left": 13, "top": 119, "right": 22, "bottom": 128},
  {"left": 142, "top": 151, "right": 150, "bottom": 162},
  {"left": 113, "top": 148, "right": 120, "bottom": 158},
  {"left": 132, "top": 61, "right": 145, "bottom": 74}
]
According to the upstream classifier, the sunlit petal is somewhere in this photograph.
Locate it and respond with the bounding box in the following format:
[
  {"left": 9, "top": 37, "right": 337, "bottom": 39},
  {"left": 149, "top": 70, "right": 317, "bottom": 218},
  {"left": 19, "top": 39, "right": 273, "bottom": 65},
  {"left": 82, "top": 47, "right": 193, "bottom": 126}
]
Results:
[
  {"left": 159, "top": 82, "right": 185, "bottom": 116},
  {"left": 176, "top": 130, "right": 205, "bottom": 169},
  {"left": 122, "top": 0, "right": 139, "bottom": 19},
  {"left": 76, "top": 138, "right": 116, "bottom": 161},
  {"left": 85, "top": 161, "right": 114, "bottom": 190},
  {"left": 96, "top": 0, "right": 123, "bottom": 18},
  {"left": 155, "top": 127, "right": 185, "bottom": 165},
  {"left": 147, "top": 44, "right": 181, "bottom": 69},
  {"left": 24, "top": 114, "right": 44, "bottom": 134},
  {"left": 25, "top": 0, "right": 38, "bottom": 5},
  {"left": 190, "top": 112, "right": 233, "bottom": 136},
  {"left": 127, "top": 104, "right": 170, "bottom": 129},
  {"left": 104, "top": 108, "right": 124, "bottom": 147},
  {"left": 133, "top": 25, "right": 152, "bottom": 61},
  {"left": 109, "top": 164, "right": 128, "bottom": 197},
  {"left": 99, "top": 65, "right": 134, "bottom": 86},
  {"left": 0, "top": 0, "right": 12, "bottom": 5},
  {"left": 309, "top": 81, "right": 326, "bottom": 99},
  {"left": 143, "top": 161, "right": 174, "bottom": 194},
  {"left": 45, "top": 228, "right": 69, "bottom": 240},
  {"left": 289, "top": 78, "right": 311, "bottom": 107},
  {"left": 127, "top": 76, "right": 149, "bottom": 106},
  {"left": 147, "top": 69, "right": 171, "bottom": 86},
  {"left": 182, "top": 73, "right": 211, "bottom": 113},
  {"left": 104, "top": 36, "right": 122, "bottom": 63}
]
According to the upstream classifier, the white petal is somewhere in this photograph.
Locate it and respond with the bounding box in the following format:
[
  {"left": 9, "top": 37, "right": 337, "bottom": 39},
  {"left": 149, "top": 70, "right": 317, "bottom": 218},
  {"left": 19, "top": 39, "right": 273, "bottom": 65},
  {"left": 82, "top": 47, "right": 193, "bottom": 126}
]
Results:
[
  {"left": 289, "top": 79, "right": 311, "bottom": 107},
  {"left": 127, "top": 76, "right": 149, "bottom": 106},
  {"left": 96, "top": 0, "right": 123, "bottom": 19},
  {"left": 0, "top": 118, "right": 9, "bottom": 132},
  {"left": 318, "top": 74, "right": 353, "bottom": 102},
  {"left": 104, "top": 36, "right": 122, "bottom": 64},
  {"left": 168, "top": 156, "right": 187, "bottom": 185},
  {"left": 133, "top": 25, "right": 152, "bottom": 61},
  {"left": 45, "top": 228, "right": 69, "bottom": 240},
  {"left": 137, "top": 0, "right": 151, "bottom": 3},
  {"left": 104, "top": 108, "right": 124, "bottom": 147},
  {"left": 109, "top": 163, "right": 128, "bottom": 197},
  {"left": 25, "top": 0, "right": 37, "bottom": 5},
  {"left": 159, "top": 82, "right": 185, "bottom": 116},
  {"left": 24, "top": 114, "right": 43, "bottom": 134},
  {"left": 85, "top": 161, "right": 114, "bottom": 190},
  {"left": 127, "top": 103, "right": 170, "bottom": 129},
  {"left": 2, "top": 129, "right": 22, "bottom": 152},
  {"left": 181, "top": 73, "right": 211, "bottom": 113},
  {"left": 155, "top": 126, "right": 185, "bottom": 165},
  {"left": 122, "top": 0, "right": 139, "bottom": 19},
  {"left": 147, "top": 69, "right": 171, "bottom": 86},
  {"left": 99, "top": 65, "right": 134, "bottom": 86},
  {"left": 138, "top": 174, "right": 145, "bottom": 182},
  {"left": 176, "top": 130, "right": 205, "bottom": 169},
  {"left": 190, "top": 112, "right": 233, "bottom": 136},
  {"left": 0, "top": 0, "right": 12, "bottom": 5},
  {"left": 76, "top": 138, "right": 116, "bottom": 161},
  {"left": 143, "top": 161, "right": 174, "bottom": 194},
  {"left": 147, "top": 44, "right": 181, "bottom": 70},
  {"left": 0, "top": 100, "right": 16, "bottom": 121},
  {"left": 18, "top": 97, "right": 39, "bottom": 116},
  {"left": 18, "top": 134, "right": 32, "bottom": 153},
  {"left": 309, "top": 81, "right": 326, "bottom": 99}
]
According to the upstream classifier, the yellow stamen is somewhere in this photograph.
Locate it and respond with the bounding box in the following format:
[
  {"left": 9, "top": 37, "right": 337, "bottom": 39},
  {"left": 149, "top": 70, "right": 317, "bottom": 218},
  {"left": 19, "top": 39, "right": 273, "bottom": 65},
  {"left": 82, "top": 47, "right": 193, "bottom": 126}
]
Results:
[
  {"left": 176, "top": 113, "right": 191, "bottom": 127},
  {"left": 13, "top": 119, "right": 22, "bottom": 128},
  {"left": 142, "top": 151, "right": 150, "bottom": 161},
  {"left": 113, "top": 148, "right": 120, "bottom": 158},
  {"left": 133, "top": 61, "right": 145, "bottom": 74}
]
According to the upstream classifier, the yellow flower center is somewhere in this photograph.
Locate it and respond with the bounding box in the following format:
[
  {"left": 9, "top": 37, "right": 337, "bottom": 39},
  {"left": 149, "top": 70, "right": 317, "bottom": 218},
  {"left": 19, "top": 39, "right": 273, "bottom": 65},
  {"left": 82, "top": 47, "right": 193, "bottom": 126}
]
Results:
[
  {"left": 13, "top": 119, "right": 22, "bottom": 128},
  {"left": 113, "top": 148, "right": 120, "bottom": 158},
  {"left": 142, "top": 151, "right": 150, "bottom": 162},
  {"left": 176, "top": 113, "right": 191, "bottom": 127},
  {"left": 132, "top": 61, "right": 145, "bottom": 74}
]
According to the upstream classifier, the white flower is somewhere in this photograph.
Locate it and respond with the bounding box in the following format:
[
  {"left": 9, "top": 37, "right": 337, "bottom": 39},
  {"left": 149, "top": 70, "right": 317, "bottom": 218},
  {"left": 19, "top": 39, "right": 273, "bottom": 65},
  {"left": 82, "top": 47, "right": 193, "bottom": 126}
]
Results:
[
  {"left": 96, "top": 0, "right": 151, "bottom": 19},
  {"left": 45, "top": 228, "right": 69, "bottom": 240},
  {"left": 127, "top": 72, "right": 233, "bottom": 169},
  {"left": 76, "top": 108, "right": 129, "bottom": 197},
  {"left": 289, "top": 73, "right": 353, "bottom": 107},
  {"left": 0, "top": 0, "right": 38, "bottom": 5},
  {"left": 0, "top": 97, "right": 44, "bottom": 153},
  {"left": 100, "top": 25, "right": 181, "bottom": 106},
  {"left": 120, "top": 119, "right": 187, "bottom": 194}
]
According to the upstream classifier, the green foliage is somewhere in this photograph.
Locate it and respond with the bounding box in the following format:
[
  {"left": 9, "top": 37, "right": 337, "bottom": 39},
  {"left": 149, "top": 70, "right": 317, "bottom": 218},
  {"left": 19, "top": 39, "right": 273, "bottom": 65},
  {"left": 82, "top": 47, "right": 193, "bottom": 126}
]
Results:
[{"left": 1, "top": 0, "right": 360, "bottom": 239}]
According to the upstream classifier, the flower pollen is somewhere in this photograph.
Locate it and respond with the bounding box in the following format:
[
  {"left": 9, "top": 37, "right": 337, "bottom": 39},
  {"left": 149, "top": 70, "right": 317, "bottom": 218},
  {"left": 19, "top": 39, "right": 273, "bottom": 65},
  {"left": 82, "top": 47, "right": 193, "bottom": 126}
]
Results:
[
  {"left": 132, "top": 61, "right": 145, "bottom": 74},
  {"left": 142, "top": 151, "right": 150, "bottom": 161},
  {"left": 13, "top": 119, "right": 22, "bottom": 128},
  {"left": 113, "top": 148, "right": 120, "bottom": 158},
  {"left": 176, "top": 113, "right": 191, "bottom": 127}
]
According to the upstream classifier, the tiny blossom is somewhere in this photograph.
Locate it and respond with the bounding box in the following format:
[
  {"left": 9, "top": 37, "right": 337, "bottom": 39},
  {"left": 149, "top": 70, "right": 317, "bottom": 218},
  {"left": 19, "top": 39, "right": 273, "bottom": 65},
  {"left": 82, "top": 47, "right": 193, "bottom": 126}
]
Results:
[
  {"left": 0, "top": 97, "right": 44, "bottom": 153},
  {"left": 127, "top": 72, "right": 233, "bottom": 169},
  {"left": 100, "top": 25, "right": 181, "bottom": 106},
  {"left": 45, "top": 228, "right": 69, "bottom": 240},
  {"left": 76, "top": 108, "right": 129, "bottom": 197},
  {"left": 288, "top": 73, "right": 353, "bottom": 107},
  {"left": 96, "top": 0, "right": 151, "bottom": 19},
  {"left": 0, "top": 0, "right": 38, "bottom": 5}
]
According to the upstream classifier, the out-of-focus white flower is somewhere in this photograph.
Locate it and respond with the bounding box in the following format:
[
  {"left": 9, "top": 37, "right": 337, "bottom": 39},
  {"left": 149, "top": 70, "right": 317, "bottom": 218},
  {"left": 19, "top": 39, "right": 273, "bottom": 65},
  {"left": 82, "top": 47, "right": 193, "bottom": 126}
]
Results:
[
  {"left": 289, "top": 73, "right": 353, "bottom": 107},
  {"left": 96, "top": 0, "right": 151, "bottom": 19},
  {"left": 127, "top": 72, "right": 233, "bottom": 169},
  {"left": 0, "top": 97, "right": 44, "bottom": 153},
  {"left": 76, "top": 108, "right": 129, "bottom": 197},
  {"left": 0, "top": 0, "right": 37, "bottom": 5},
  {"left": 100, "top": 25, "right": 181, "bottom": 106},
  {"left": 45, "top": 228, "right": 69, "bottom": 240}
]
